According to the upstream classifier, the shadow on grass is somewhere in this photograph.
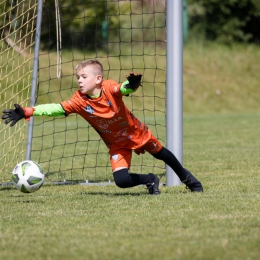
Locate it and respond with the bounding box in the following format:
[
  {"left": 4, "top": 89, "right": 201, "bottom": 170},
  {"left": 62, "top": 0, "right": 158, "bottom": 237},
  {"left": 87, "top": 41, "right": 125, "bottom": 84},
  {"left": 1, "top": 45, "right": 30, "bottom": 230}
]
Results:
[
  {"left": 11, "top": 198, "right": 45, "bottom": 203},
  {"left": 80, "top": 191, "right": 146, "bottom": 196},
  {"left": 80, "top": 189, "right": 191, "bottom": 196},
  {"left": 0, "top": 186, "right": 15, "bottom": 192}
]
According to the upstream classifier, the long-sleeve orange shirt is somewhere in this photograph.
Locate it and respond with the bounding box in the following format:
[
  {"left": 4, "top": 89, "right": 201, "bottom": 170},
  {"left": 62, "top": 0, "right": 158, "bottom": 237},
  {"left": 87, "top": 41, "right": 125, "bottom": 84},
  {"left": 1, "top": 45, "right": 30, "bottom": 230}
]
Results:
[{"left": 60, "top": 79, "right": 152, "bottom": 150}]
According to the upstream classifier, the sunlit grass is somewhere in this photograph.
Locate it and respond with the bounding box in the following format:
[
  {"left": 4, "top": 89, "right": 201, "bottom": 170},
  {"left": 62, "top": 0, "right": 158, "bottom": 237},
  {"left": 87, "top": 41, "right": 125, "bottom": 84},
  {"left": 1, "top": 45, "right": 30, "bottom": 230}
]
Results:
[
  {"left": 183, "top": 42, "right": 260, "bottom": 113},
  {"left": 1, "top": 112, "right": 260, "bottom": 259}
]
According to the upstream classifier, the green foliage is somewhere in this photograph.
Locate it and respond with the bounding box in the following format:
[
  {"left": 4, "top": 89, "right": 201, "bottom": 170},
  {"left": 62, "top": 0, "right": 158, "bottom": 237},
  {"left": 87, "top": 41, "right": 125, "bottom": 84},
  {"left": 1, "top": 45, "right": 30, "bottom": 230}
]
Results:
[
  {"left": 0, "top": 2, "right": 6, "bottom": 32},
  {"left": 41, "top": 0, "right": 120, "bottom": 50},
  {"left": 188, "top": 0, "right": 260, "bottom": 44},
  {"left": 0, "top": 0, "right": 37, "bottom": 46},
  {"left": 0, "top": 1, "right": 11, "bottom": 39},
  {"left": 40, "top": 1, "right": 165, "bottom": 50}
]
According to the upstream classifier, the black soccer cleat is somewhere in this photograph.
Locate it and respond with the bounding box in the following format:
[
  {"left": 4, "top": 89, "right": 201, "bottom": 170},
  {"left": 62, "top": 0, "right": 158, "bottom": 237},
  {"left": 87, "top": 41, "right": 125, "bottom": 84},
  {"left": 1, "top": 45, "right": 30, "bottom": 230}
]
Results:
[
  {"left": 146, "top": 173, "right": 160, "bottom": 195},
  {"left": 182, "top": 169, "right": 203, "bottom": 192}
]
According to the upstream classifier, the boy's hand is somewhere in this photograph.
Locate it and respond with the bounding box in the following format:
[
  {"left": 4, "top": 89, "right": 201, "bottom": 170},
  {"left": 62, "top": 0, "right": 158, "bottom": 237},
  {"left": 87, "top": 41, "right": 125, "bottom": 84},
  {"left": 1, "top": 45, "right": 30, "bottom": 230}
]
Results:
[
  {"left": 1, "top": 104, "right": 34, "bottom": 127},
  {"left": 2, "top": 104, "right": 25, "bottom": 127},
  {"left": 124, "top": 72, "right": 142, "bottom": 90}
]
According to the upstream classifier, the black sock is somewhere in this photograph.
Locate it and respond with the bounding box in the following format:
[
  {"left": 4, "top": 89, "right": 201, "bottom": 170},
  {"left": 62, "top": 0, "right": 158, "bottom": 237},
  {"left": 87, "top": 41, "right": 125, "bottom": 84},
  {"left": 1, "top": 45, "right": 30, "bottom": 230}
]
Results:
[
  {"left": 113, "top": 168, "right": 150, "bottom": 188},
  {"left": 152, "top": 147, "right": 188, "bottom": 181}
]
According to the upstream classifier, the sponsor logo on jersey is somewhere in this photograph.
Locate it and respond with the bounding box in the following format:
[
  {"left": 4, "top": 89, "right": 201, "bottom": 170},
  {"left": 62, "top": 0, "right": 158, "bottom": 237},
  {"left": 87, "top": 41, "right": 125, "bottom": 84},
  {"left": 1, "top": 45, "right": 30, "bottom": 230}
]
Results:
[
  {"left": 97, "top": 117, "right": 123, "bottom": 130},
  {"left": 114, "top": 128, "right": 128, "bottom": 137},
  {"left": 98, "top": 129, "right": 111, "bottom": 134},
  {"left": 97, "top": 120, "right": 109, "bottom": 130},
  {"left": 106, "top": 117, "right": 123, "bottom": 125},
  {"left": 115, "top": 137, "right": 127, "bottom": 143},
  {"left": 119, "top": 121, "right": 128, "bottom": 126}
]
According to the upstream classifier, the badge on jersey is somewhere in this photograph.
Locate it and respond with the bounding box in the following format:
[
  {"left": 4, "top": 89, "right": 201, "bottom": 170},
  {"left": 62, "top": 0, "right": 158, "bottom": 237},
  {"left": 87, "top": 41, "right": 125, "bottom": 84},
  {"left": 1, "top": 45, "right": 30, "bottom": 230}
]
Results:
[
  {"left": 112, "top": 154, "right": 118, "bottom": 161},
  {"left": 107, "top": 100, "right": 113, "bottom": 108},
  {"left": 85, "top": 105, "right": 94, "bottom": 114}
]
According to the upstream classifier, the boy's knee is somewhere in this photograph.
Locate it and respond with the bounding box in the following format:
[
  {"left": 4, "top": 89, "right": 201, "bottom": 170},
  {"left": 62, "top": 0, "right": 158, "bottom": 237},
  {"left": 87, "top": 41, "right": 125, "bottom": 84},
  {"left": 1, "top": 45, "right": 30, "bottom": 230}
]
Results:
[{"left": 113, "top": 168, "right": 131, "bottom": 188}]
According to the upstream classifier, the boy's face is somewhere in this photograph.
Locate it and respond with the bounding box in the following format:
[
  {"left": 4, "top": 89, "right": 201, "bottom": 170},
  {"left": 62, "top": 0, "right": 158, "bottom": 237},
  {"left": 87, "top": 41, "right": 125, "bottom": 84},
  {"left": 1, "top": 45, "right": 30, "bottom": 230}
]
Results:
[{"left": 76, "top": 66, "right": 102, "bottom": 95}]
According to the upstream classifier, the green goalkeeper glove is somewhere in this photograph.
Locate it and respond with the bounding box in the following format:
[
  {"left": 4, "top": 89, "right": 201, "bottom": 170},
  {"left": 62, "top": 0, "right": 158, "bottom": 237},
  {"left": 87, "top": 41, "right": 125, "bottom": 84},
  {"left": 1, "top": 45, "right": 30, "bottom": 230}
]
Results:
[
  {"left": 123, "top": 72, "right": 142, "bottom": 90},
  {"left": 2, "top": 104, "right": 34, "bottom": 127}
]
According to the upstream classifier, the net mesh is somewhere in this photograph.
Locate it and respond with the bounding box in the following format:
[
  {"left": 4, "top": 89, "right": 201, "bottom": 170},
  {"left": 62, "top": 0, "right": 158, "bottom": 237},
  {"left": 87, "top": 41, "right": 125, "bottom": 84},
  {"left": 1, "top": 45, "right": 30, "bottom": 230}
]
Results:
[
  {"left": 0, "top": 0, "right": 38, "bottom": 181},
  {"left": 1, "top": 0, "right": 166, "bottom": 183}
]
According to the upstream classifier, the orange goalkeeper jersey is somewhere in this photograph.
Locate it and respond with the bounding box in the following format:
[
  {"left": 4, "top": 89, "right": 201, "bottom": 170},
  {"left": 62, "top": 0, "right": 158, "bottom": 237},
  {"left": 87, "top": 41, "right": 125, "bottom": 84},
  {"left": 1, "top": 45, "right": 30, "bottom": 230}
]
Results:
[{"left": 60, "top": 79, "right": 152, "bottom": 150}]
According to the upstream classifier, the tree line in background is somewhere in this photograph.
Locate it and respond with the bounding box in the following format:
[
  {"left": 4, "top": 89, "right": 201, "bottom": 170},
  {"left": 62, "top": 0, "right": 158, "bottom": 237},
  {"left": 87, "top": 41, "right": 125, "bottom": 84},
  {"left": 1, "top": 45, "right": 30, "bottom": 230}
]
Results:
[
  {"left": 1, "top": 0, "right": 260, "bottom": 52},
  {"left": 188, "top": 0, "right": 260, "bottom": 44},
  {"left": 40, "top": 0, "right": 121, "bottom": 50}
]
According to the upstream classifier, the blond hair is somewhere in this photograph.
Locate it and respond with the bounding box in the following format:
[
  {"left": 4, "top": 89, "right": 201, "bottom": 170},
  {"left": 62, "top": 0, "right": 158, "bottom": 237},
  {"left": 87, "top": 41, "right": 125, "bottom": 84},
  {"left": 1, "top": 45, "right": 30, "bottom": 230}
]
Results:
[{"left": 76, "top": 59, "right": 104, "bottom": 77}]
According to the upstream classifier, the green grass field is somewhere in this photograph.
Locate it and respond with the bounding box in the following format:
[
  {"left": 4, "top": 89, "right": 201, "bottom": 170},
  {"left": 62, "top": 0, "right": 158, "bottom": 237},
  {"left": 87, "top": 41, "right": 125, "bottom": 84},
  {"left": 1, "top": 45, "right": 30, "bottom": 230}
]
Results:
[
  {"left": 1, "top": 112, "right": 260, "bottom": 260},
  {"left": 1, "top": 42, "right": 260, "bottom": 259}
]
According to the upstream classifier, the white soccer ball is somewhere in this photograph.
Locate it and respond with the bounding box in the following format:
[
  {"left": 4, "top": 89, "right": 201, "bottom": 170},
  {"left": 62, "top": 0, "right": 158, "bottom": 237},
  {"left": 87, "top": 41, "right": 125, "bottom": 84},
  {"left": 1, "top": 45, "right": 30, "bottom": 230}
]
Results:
[{"left": 12, "top": 160, "right": 44, "bottom": 193}]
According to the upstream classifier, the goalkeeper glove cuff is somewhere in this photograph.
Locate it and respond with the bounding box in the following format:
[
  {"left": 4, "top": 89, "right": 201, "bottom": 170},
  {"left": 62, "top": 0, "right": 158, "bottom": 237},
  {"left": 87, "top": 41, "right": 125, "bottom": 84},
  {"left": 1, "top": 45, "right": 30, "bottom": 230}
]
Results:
[{"left": 23, "top": 107, "right": 35, "bottom": 121}]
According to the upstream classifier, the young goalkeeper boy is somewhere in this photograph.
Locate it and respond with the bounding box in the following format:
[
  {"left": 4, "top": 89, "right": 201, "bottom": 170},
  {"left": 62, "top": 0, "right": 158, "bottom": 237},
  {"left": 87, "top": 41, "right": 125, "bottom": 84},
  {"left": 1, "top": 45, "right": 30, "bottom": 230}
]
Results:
[{"left": 2, "top": 59, "right": 203, "bottom": 195}]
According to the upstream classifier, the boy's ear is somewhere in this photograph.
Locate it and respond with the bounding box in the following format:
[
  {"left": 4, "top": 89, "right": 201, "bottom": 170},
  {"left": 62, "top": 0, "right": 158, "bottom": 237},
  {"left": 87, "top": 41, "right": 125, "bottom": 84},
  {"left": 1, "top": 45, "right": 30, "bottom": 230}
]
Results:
[{"left": 96, "top": 75, "right": 103, "bottom": 84}]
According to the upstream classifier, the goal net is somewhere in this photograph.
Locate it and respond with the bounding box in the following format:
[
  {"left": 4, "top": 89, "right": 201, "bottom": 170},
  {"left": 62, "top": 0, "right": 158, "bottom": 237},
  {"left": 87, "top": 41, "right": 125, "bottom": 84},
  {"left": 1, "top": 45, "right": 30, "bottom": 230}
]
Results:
[
  {"left": 0, "top": 0, "right": 38, "bottom": 182},
  {"left": 1, "top": 0, "right": 166, "bottom": 184}
]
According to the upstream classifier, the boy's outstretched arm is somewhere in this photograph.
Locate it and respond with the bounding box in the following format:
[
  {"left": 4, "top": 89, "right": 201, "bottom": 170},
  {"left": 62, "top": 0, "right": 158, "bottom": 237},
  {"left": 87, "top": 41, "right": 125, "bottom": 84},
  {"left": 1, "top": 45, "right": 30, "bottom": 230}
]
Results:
[
  {"left": 120, "top": 72, "right": 142, "bottom": 96},
  {"left": 1, "top": 103, "right": 65, "bottom": 127}
]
